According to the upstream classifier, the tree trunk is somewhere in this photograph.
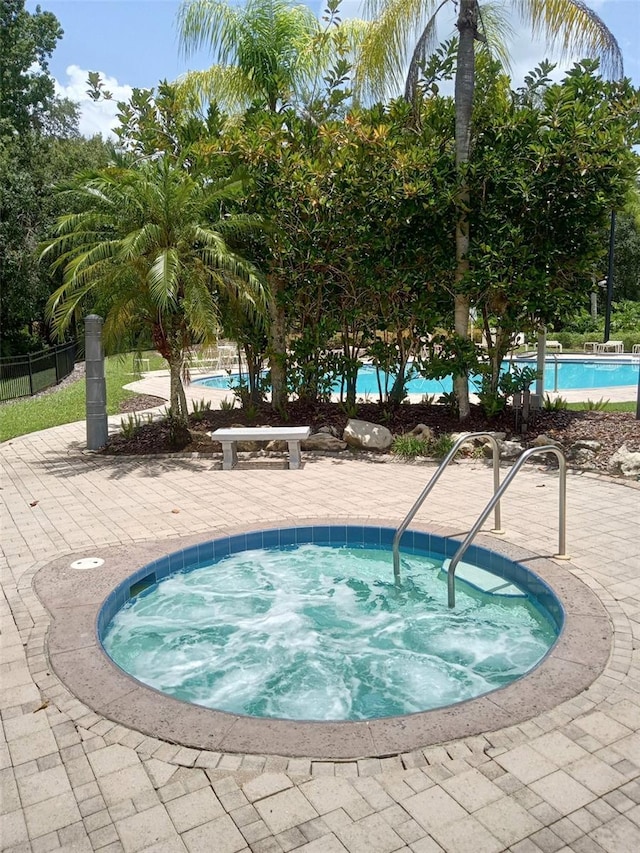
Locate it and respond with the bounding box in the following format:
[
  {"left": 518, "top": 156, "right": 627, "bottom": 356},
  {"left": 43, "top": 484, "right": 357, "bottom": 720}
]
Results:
[
  {"left": 453, "top": 0, "right": 478, "bottom": 421},
  {"left": 266, "top": 275, "right": 287, "bottom": 412},
  {"left": 168, "top": 354, "right": 188, "bottom": 421}
]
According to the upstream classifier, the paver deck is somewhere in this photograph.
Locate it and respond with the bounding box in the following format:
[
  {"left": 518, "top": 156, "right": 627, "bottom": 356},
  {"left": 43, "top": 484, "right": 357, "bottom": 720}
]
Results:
[{"left": 1, "top": 375, "right": 639, "bottom": 852}]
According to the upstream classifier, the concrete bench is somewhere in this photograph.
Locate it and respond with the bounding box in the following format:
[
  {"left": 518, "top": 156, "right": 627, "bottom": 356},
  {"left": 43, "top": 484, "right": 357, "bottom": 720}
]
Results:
[{"left": 210, "top": 426, "right": 311, "bottom": 470}]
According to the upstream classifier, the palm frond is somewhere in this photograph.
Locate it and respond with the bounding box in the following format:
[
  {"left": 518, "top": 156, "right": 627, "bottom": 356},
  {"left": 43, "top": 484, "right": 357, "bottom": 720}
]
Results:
[
  {"left": 46, "top": 277, "right": 100, "bottom": 336},
  {"left": 119, "top": 224, "right": 164, "bottom": 260},
  {"left": 357, "top": 0, "right": 445, "bottom": 101},
  {"left": 404, "top": 2, "right": 448, "bottom": 101},
  {"left": 177, "top": 65, "right": 257, "bottom": 113},
  {"left": 147, "top": 249, "right": 181, "bottom": 310},
  {"left": 476, "top": 2, "right": 515, "bottom": 73},
  {"left": 179, "top": 0, "right": 242, "bottom": 60},
  {"left": 182, "top": 271, "right": 221, "bottom": 339},
  {"left": 516, "top": 0, "right": 623, "bottom": 78}
]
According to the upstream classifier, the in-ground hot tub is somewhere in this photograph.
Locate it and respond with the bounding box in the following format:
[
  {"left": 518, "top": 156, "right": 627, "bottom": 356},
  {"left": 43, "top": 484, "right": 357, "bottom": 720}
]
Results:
[
  {"left": 100, "top": 526, "right": 562, "bottom": 723},
  {"left": 39, "top": 521, "right": 611, "bottom": 759}
]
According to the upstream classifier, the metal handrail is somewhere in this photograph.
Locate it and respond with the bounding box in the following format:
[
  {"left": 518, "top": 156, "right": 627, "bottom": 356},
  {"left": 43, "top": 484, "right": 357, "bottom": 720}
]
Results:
[
  {"left": 447, "top": 446, "right": 568, "bottom": 608},
  {"left": 393, "top": 432, "right": 503, "bottom": 580}
]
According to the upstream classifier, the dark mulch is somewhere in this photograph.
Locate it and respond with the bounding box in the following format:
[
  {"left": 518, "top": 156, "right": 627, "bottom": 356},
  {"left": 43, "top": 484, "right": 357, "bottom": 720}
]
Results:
[
  {"left": 108, "top": 396, "right": 640, "bottom": 472},
  {"left": 119, "top": 394, "right": 166, "bottom": 413}
]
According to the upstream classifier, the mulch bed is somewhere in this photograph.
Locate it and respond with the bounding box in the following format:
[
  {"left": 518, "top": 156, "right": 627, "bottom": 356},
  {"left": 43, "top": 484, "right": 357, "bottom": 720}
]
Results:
[{"left": 109, "top": 396, "right": 640, "bottom": 473}]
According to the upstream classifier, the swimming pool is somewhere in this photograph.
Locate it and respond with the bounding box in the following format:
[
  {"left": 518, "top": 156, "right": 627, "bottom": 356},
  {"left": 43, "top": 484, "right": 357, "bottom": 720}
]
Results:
[
  {"left": 100, "top": 526, "right": 561, "bottom": 723},
  {"left": 195, "top": 357, "right": 639, "bottom": 395}
]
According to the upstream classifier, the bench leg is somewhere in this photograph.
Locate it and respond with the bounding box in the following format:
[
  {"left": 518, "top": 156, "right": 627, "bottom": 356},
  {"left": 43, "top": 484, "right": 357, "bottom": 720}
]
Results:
[
  {"left": 287, "top": 441, "right": 302, "bottom": 469},
  {"left": 221, "top": 441, "right": 237, "bottom": 470}
]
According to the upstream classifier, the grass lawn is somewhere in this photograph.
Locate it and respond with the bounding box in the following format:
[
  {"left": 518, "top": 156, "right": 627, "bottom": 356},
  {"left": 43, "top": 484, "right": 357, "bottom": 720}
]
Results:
[
  {"left": 566, "top": 401, "right": 636, "bottom": 413},
  {"left": 0, "top": 352, "right": 165, "bottom": 442}
]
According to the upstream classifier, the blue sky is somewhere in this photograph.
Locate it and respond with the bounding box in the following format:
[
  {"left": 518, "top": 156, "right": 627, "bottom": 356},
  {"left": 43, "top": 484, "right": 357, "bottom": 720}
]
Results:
[{"left": 26, "top": 0, "right": 640, "bottom": 137}]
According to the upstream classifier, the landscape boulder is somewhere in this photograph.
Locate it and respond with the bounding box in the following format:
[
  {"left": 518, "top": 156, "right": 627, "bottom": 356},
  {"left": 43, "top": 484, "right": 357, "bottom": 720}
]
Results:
[
  {"left": 531, "top": 434, "right": 562, "bottom": 448},
  {"left": 450, "top": 431, "right": 506, "bottom": 453},
  {"left": 572, "top": 439, "right": 602, "bottom": 452},
  {"left": 483, "top": 439, "right": 523, "bottom": 461},
  {"left": 301, "top": 433, "right": 347, "bottom": 451},
  {"left": 608, "top": 444, "right": 640, "bottom": 478},
  {"left": 568, "top": 447, "right": 597, "bottom": 467},
  {"left": 343, "top": 419, "right": 393, "bottom": 451},
  {"left": 567, "top": 440, "right": 602, "bottom": 467},
  {"left": 318, "top": 425, "right": 340, "bottom": 438},
  {"left": 409, "top": 423, "right": 434, "bottom": 443}
]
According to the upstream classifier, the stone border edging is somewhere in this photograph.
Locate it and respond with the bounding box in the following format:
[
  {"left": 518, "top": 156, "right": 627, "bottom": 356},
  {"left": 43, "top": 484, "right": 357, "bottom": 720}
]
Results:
[{"left": 35, "top": 518, "right": 611, "bottom": 761}]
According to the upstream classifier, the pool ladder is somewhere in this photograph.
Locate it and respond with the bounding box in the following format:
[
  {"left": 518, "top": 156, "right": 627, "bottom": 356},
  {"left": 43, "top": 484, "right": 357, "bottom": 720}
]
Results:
[{"left": 391, "top": 433, "right": 569, "bottom": 608}]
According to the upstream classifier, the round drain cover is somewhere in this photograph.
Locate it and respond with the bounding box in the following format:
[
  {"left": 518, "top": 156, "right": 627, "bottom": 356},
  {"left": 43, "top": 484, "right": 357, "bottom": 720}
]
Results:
[{"left": 70, "top": 557, "right": 104, "bottom": 570}]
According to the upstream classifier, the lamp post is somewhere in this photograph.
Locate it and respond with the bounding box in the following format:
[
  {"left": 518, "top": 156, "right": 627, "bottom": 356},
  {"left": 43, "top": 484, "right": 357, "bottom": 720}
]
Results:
[{"left": 603, "top": 210, "right": 616, "bottom": 342}]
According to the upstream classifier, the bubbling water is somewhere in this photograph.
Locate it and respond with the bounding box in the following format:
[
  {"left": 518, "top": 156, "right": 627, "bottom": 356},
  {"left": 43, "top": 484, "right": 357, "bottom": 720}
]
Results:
[{"left": 102, "top": 544, "right": 557, "bottom": 721}]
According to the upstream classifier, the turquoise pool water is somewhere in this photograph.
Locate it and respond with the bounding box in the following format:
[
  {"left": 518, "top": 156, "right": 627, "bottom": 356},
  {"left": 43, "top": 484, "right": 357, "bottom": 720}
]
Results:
[
  {"left": 195, "top": 358, "right": 639, "bottom": 395},
  {"left": 102, "top": 540, "right": 558, "bottom": 722}
]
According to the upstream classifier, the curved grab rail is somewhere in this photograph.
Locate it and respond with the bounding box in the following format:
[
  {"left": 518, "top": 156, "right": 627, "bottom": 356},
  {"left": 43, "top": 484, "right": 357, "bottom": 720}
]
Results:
[
  {"left": 393, "top": 432, "right": 503, "bottom": 580},
  {"left": 447, "top": 446, "right": 568, "bottom": 608}
]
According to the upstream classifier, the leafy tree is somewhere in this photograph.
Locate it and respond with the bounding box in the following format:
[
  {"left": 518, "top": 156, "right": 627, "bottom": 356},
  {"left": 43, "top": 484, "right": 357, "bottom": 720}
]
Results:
[
  {"left": 221, "top": 97, "right": 455, "bottom": 408},
  {"left": 0, "top": 1, "right": 113, "bottom": 356},
  {"left": 0, "top": 0, "right": 63, "bottom": 134},
  {"left": 42, "top": 159, "right": 266, "bottom": 423},
  {"left": 358, "top": 0, "right": 623, "bottom": 419},
  {"left": 0, "top": 130, "right": 112, "bottom": 355},
  {"left": 111, "top": 80, "right": 227, "bottom": 160},
  {"left": 468, "top": 59, "right": 639, "bottom": 397},
  {"left": 613, "top": 214, "right": 640, "bottom": 302}
]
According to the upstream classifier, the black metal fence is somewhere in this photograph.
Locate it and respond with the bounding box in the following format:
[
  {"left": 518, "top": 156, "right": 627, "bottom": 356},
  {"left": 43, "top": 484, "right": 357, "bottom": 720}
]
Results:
[{"left": 0, "top": 342, "right": 77, "bottom": 402}]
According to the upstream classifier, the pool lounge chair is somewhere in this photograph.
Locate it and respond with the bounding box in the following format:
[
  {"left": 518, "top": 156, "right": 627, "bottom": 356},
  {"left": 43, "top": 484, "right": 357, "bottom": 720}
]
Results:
[{"left": 597, "top": 340, "right": 624, "bottom": 354}]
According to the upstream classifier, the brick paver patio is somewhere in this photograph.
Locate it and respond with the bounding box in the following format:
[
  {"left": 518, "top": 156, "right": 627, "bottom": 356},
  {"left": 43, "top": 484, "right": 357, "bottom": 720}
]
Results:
[{"left": 1, "top": 378, "right": 639, "bottom": 852}]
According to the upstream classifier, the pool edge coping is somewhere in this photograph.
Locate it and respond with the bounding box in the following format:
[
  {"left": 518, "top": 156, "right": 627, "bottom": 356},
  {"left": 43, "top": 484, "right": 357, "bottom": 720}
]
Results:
[{"left": 35, "top": 518, "right": 611, "bottom": 761}]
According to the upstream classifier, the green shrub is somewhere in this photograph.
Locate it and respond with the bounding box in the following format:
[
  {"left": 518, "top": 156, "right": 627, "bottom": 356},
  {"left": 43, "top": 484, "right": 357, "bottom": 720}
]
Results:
[
  {"left": 120, "top": 411, "right": 152, "bottom": 438},
  {"left": 584, "top": 398, "right": 610, "bottom": 411},
  {"left": 431, "top": 433, "right": 455, "bottom": 459},
  {"left": 391, "top": 434, "right": 430, "bottom": 458},
  {"left": 437, "top": 392, "right": 458, "bottom": 414},
  {"left": 558, "top": 301, "right": 640, "bottom": 337},
  {"left": 543, "top": 394, "right": 568, "bottom": 411},
  {"left": 191, "top": 398, "right": 212, "bottom": 420}
]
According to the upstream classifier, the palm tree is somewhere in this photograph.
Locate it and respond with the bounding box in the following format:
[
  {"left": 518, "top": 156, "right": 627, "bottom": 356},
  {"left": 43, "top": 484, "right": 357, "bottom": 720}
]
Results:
[
  {"left": 358, "top": 0, "right": 623, "bottom": 418},
  {"left": 43, "top": 157, "right": 265, "bottom": 421},
  {"left": 178, "top": 0, "right": 325, "bottom": 113}
]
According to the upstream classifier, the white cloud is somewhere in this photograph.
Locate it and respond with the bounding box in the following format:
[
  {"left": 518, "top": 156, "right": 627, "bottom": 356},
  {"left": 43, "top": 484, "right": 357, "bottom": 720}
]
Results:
[{"left": 54, "top": 65, "right": 134, "bottom": 139}]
